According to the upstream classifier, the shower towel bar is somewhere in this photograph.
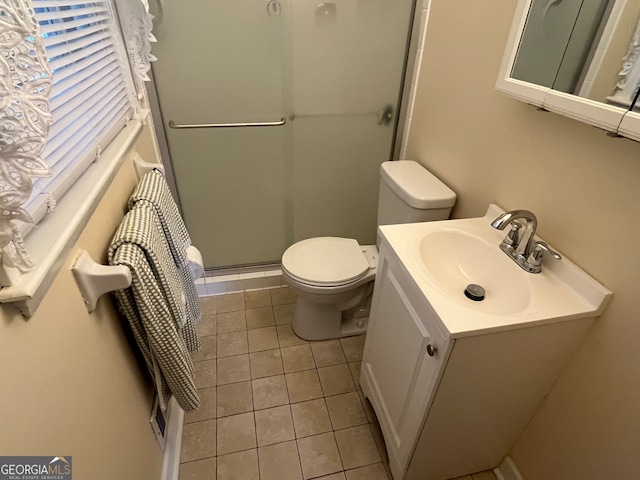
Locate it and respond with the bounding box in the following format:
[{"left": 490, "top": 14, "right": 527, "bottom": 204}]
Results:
[
  {"left": 168, "top": 117, "right": 287, "bottom": 129},
  {"left": 291, "top": 105, "right": 394, "bottom": 125}
]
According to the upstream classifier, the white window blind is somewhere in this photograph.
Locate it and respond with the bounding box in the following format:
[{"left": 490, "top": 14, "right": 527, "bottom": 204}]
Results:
[{"left": 25, "top": 0, "right": 135, "bottom": 227}]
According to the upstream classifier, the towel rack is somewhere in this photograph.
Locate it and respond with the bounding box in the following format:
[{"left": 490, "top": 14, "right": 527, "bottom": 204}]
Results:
[
  {"left": 70, "top": 155, "right": 163, "bottom": 312},
  {"left": 132, "top": 152, "right": 165, "bottom": 179},
  {"left": 168, "top": 117, "right": 287, "bottom": 129},
  {"left": 71, "top": 250, "right": 132, "bottom": 313},
  {"left": 71, "top": 246, "right": 204, "bottom": 313},
  {"left": 72, "top": 161, "right": 205, "bottom": 313}
]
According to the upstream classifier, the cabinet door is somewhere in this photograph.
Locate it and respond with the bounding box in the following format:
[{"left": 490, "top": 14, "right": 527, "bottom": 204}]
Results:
[{"left": 361, "top": 258, "right": 447, "bottom": 476}]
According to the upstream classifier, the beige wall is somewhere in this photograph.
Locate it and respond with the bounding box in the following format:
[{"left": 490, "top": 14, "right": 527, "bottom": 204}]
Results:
[
  {"left": 406, "top": 1, "right": 640, "bottom": 479},
  {"left": 0, "top": 125, "right": 164, "bottom": 480}
]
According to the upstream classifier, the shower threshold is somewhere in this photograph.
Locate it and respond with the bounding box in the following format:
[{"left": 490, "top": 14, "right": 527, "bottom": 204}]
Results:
[{"left": 197, "top": 263, "right": 285, "bottom": 296}]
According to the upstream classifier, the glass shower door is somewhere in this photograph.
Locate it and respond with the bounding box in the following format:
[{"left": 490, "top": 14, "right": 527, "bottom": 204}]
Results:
[
  {"left": 290, "top": 0, "right": 414, "bottom": 244},
  {"left": 150, "top": 0, "right": 415, "bottom": 269},
  {"left": 151, "top": 0, "right": 293, "bottom": 268}
]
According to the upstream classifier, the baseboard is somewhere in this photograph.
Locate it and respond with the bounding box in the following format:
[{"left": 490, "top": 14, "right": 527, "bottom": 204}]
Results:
[
  {"left": 195, "top": 268, "right": 286, "bottom": 296},
  {"left": 161, "top": 397, "right": 184, "bottom": 480},
  {"left": 494, "top": 455, "right": 525, "bottom": 480}
]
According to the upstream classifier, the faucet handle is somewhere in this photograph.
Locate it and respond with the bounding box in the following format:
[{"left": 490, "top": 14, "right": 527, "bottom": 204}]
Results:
[
  {"left": 527, "top": 241, "right": 562, "bottom": 271},
  {"left": 503, "top": 221, "right": 522, "bottom": 248}
]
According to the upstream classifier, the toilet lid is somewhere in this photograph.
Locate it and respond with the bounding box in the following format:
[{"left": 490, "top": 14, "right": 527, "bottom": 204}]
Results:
[{"left": 282, "top": 237, "right": 369, "bottom": 286}]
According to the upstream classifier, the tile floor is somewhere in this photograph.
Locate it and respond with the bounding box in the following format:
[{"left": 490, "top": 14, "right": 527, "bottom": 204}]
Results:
[{"left": 179, "top": 287, "right": 498, "bottom": 480}]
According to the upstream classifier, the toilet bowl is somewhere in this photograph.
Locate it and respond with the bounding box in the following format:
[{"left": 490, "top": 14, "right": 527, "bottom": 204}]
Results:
[
  {"left": 282, "top": 238, "right": 378, "bottom": 340},
  {"left": 282, "top": 160, "right": 456, "bottom": 341}
]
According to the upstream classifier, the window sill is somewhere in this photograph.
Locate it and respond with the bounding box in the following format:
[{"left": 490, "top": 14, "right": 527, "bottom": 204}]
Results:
[{"left": 0, "top": 116, "right": 145, "bottom": 317}]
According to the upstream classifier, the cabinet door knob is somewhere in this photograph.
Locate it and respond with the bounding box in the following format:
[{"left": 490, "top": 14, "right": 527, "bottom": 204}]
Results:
[{"left": 426, "top": 344, "right": 438, "bottom": 356}]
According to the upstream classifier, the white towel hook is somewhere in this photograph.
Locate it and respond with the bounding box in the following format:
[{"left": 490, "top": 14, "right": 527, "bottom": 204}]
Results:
[{"left": 71, "top": 250, "right": 132, "bottom": 313}]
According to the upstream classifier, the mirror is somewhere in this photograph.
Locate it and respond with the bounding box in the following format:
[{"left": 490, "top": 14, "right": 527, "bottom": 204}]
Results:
[{"left": 496, "top": 0, "right": 640, "bottom": 141}]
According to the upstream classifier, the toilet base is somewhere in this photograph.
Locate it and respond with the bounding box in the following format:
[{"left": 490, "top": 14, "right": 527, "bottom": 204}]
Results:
[{"left": 291, "top": 282, "right": 374, "bottom": 341}]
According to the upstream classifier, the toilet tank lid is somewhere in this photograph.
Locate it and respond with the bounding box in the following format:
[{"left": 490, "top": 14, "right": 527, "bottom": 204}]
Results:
[{"left": 380, "top": 160, "right": 456, "bottom": 209}]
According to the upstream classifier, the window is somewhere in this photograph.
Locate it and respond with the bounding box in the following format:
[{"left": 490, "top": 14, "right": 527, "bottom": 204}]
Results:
[
  {"left": 0, "top": 0, "right": 142, "bottom": 312},
  {"left": 25, "top": 0, "right": 136, "bottom": 227}
]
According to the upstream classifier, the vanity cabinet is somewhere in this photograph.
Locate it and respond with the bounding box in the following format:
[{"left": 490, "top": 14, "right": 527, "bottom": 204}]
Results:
[
  {"left": 360, "top": 251, "right": 451, "bottom": 475},
  {"left": 361, "top": 239, "right": 596, "bottom": 480}
]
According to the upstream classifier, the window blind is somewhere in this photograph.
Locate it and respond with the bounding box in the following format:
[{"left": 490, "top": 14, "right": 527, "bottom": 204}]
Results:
[{"left": 25, "top": 0, "right": 135, "bottom": 226}]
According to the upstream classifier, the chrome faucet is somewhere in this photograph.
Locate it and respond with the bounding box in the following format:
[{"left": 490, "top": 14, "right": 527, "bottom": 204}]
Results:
[{"left": 491, "top": 210, "right": 561, "bottom": 273}]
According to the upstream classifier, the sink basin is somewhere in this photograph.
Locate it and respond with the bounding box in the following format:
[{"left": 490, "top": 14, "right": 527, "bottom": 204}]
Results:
[
  {"left": 417, "top": 229, "right": 532, "bottom": 315},
  {"left": 378, "top": 204, "right": 612, "bottom": 335}
]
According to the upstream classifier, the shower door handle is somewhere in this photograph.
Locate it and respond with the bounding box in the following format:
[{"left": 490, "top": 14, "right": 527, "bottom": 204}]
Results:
[
  {"left": 168, "top": 118, "right": 287, "bottom": 129},
  {"left": 378, "top": 105, "right": 394, "bottom": 125}
]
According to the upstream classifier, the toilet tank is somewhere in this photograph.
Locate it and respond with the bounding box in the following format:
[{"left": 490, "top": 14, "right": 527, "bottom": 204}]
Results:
[{"left": 377, "top": 160, "right": 456, "bottom": 226}]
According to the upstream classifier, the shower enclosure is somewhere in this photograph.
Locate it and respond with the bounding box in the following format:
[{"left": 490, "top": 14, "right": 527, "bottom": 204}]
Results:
[{"left": 150, "top": 0, "right": 416, "bottom": 269}]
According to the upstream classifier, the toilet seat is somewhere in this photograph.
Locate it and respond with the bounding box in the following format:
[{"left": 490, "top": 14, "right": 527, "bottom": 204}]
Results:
[{"left": 282, "top": 237, "right": 369, "bottom": 287}]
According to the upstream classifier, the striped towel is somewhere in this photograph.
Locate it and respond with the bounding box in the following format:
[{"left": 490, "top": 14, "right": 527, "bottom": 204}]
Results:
[
  {"left": 109, "top": 202, "right": 199, "bottom": 412},
  {"left": 129, "top": 169, "right": 200, "bottom": 353}
]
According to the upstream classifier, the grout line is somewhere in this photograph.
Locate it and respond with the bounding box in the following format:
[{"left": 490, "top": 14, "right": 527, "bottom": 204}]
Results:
[
  {"left": 292, "top": 427, "right": 305, "bottom": 480},
  {"left": 332, "top": 429, "right": 346, "bottom": 475},
  {"left": 185, "top": 292, "right": 383, "bottom": 478}
]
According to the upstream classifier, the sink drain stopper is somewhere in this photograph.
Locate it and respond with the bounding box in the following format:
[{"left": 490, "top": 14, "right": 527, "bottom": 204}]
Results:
[{"left": 464, "top": 284, "right": 485, "bottom": 301}]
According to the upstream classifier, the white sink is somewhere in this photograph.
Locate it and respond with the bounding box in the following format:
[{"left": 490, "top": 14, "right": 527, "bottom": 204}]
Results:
[
  {"left": 379, "top": 204, "right": 612, "bottom": 336},
  {"left": 418, "top": 229, "right": 532, "bottom": 315}
]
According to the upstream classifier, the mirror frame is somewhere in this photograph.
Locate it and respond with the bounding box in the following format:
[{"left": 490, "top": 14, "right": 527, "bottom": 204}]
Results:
[{"left": 496, "top": 0, "right": 640, "bottom": 142}]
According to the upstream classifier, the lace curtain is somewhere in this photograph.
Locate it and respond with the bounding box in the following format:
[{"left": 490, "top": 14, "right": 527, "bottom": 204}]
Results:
[
  {"left": 116, "top": 0, "right": 157, "bottom": 98},
  {"left": 0, "top": 0, "right": 52, "bottom": 274},
  {"left": 608, "top": 15, "right": 640, "bottom": 107}
]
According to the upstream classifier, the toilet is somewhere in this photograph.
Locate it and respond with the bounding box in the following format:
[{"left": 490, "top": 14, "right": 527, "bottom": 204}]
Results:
[{"left": 281, "top": 160, "right": 456, "bottom": 340}]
